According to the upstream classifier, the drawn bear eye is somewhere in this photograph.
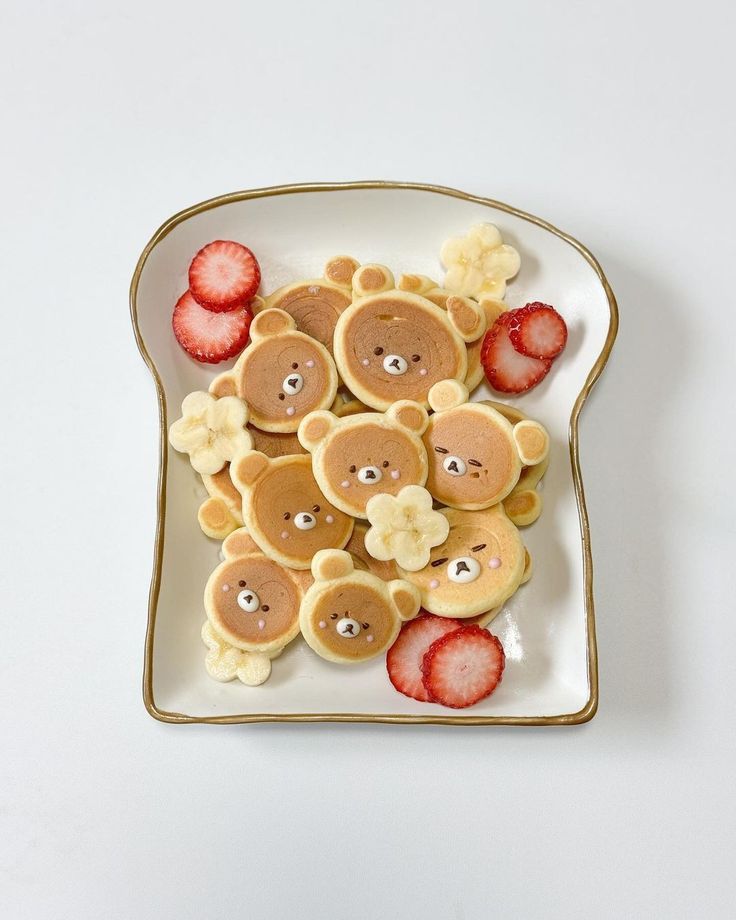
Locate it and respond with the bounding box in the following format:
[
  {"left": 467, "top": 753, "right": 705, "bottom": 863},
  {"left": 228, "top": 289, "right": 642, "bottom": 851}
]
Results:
[
  {"left": 283, "top": 512, "right": 291, "bottom": 520},
  {"left": 468, "top": 459, "right": 482, "bottom": 468},
  {"left": 312, "top": 504, "right": 320, "bottom": 513},
  {"left": 434, "top": 446, "right": 449, "bottom": 454},
  {"left": 330, "top": 613, "right": 339, "bottom": 620},
  {"left": 291, "top": 362, "right": 299, "bottom": 369},
  {"left": 238, "top": 580, "right": 246, "bottom": 587},
  {"left": 362, "top": 622, "right": 370, "bottom": 630},
  {"left": 278, "top": 393, "right": 285, "bottom": 401},
  {"left": 382, "top": 460, "right": 389, "bottom": 468},
  {"left": 349, "top": 465, "right": 357, "bottom": 473},
  {"left": 471, "top": 544, "right": 487, "bottom": 552},
  {"left": 411, "top": 354, "right": 421, "bottom": 362},
  {"left": 431, "top": 557, "right": 448, "bottom": 568},
  {"left": 373, "top": 346, "right": 384, "bottom": 355}
]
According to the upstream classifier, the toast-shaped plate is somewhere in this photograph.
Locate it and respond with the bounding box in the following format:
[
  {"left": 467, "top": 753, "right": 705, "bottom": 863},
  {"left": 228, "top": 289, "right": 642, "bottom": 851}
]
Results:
[{"left": 131, "top": 181, "right": 617, "bottom": 725}]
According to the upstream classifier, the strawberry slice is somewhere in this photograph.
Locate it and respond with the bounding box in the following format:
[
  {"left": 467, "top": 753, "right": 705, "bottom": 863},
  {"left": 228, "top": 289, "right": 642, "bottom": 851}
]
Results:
[
  {"left": 172, "top": 290, "right": 251, "bottom": 364},
  {"left": 481, "top": 312, "right": 551, "bottom": 393},
  {"left": 508, "top": 302, "right": 567, "bottom": 360},
  {"left": 188, "top": 240, "right": 261, "bottom": 312},
  {"left": 421, "top": 625, "right": 505, "bottom": 709},
  {"left": 386, "top": 612, "right": 463, "bottom": 702}
]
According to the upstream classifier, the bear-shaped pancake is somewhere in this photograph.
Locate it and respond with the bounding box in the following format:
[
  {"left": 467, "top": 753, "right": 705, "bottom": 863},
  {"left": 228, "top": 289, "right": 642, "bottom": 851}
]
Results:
[
  {"left": 255, "top": 255, "right": 359, "bottom": 355},
  {"left": 298, "top": 399, "right": 429, "bottom": 519},
  {"left": 399, "top": 506, "right": 528, "bottom": 618},
  {"left": 230, "top": 451, "right": 353, "bottom": 569},
  {"left": 202, "top": 529, "right": 308, "bottom": 686},
  {"left": 209, "top": 308, "right": 338, "bottom": 432},
  {"left": 423, "top": 379, "right": 549, "bottom": 511},
  {"left": 299, "top": 549, "right": 420, "bottom": 663},
  {"left": 333, "top": 264, "right": 486, "bottom": 410}
]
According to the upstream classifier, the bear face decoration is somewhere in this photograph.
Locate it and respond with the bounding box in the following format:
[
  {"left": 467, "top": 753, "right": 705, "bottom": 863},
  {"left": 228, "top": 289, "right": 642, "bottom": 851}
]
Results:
[
  {"left": 299, "top": 549, "right": 420, "bottom": 663},
  {"left": 209, "top": 308, "right": 338, "bottom": 432},
  {"left": 399, "top": 506, "right": 529, "bottom": 619},
  {"left": 298, "top": 399, "right": 429, "bottom": 519},
  {"left": 333, "top": 264, "right": 486, "bottom": 411},
  {"left": 423, "top": 379, "right": 549, "bottom": 511},
  {"left": 230, "top": 451, "right": 354, "bottom": 570},
  {"left": 201, "top": 529, "right": 311, "bottom": 686}
]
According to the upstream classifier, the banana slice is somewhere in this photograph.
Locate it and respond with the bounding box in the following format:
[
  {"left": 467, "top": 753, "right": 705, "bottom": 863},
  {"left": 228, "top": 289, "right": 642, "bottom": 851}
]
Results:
[
  {"left": 201, "top": 621, "right": 275, "bottom": 686},
  {"left": 168, "top": 390, "right": 253, "bottom": 475},
  {"left": 364, "top": 485, "right": 450, "bottom": 572},
  {"left": 440, "top": 223, "right": 520, "bottom": 300}
]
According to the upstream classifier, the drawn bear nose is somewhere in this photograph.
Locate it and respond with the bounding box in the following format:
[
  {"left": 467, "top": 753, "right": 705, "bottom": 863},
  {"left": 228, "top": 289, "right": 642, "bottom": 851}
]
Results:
[
  {"left": 336, "top": 617, "right": 361, "bottom": 638},
  {"left": 357, "top": 465, "right": 383, "bottom": 484},
  {"left": 383, "top": 354, "right": 408, "bottom": 375},
  {"left": 294, "top": 512, "right": 317, "bottom": 530},
  {"left": 443, "top": 455, "right": 467, "bottom": 476},
  {"left": 237, "top": 589, "right": 260, "bottom": 612},
  {"left": 447, "top": 557, "right": 481, "bottom": 584},
  {"left": 282, "top": 373, "right": 304, "bottom": 395}
]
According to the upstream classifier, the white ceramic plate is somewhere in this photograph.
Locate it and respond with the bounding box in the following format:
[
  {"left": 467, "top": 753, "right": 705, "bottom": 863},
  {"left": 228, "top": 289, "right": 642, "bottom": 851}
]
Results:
[{"left": 131, "top": 181, "right": 617, "bottom": 725}]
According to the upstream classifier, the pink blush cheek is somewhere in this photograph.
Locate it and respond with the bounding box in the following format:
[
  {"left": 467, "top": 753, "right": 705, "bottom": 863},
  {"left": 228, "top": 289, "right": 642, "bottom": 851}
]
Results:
[
  {"left": 361, "top": 358, "right": 370, "bottom": 367},
  {"left": 390, "top": 469, "right": 401, "bottom": 480},
  {"left": 341, "top": 480, "right": 350, "bottom": 489},
  {"left": 429, "top": 578, "right": 440, "bottom": 589}
]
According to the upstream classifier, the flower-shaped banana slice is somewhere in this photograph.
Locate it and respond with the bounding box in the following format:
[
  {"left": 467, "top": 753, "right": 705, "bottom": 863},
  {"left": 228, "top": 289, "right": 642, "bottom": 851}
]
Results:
[
  {"left": 364, "top": 484, "right": 450, "bottom": 572},
  {"left": 168, "top": 391, "right": 252, "bottom": 475},
  {"left": 201, "top": 621, "right": 274, "bottom": 686},
  {"left": 440, "top": 223, "right": 520, "bottom": 299}
]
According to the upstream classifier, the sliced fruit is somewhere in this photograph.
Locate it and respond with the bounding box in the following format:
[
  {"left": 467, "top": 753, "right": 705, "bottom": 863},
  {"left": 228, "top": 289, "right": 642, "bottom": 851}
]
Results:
[
  {"left": 421, "top": 625, "right": 505, "bottom": 709},
  {"left": 481, "top": 313, "right": 551, "bottom": 394},
  {"left": 172, "top": 291, "right": 251, "bottom": 364},
  {"left": 386, "top": 612, "right": 463, "bottom": 702},
  {"left": 188, "top": 240, "right": 261, "bottom": 312},
  {"left": 508, "top": 302, "right": 567, "bottom": 360}
]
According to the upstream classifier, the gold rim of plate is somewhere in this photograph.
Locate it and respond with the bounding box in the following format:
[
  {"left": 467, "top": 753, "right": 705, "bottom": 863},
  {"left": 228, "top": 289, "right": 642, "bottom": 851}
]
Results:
[{"left": 129, "top": 180, "right": 619, "bottom": 726}]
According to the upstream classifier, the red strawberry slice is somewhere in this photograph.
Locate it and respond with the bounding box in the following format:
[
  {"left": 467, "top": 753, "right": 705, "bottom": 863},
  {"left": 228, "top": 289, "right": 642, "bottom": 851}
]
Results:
[
  {"left": 188, "top": 240, "right": 261, "bottom": 312},
  {"left": 386, "top": 612, "right": 463, "bottom": 702},
  {"left": 172, "top": 290, "right": 251, "bottom": 364},
  {"left": 421, "top": 625, "right": 505, "bottom": 709},
  {"left": 481, "top": 312, "right": 551, "bottom": 393},
  {"left": 508, "top": 302, "right": 568, "bottom": 360}
]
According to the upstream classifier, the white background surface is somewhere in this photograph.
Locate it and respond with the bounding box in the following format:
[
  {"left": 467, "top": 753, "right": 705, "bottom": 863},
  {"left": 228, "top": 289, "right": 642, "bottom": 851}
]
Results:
[{"left": 1, "top": 1, "right": 734, "bottom": 917}]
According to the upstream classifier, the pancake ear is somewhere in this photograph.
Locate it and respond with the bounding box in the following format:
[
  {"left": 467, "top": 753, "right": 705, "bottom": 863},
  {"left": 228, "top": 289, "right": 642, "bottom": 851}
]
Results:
[
  {"left": 386, "top": 400, "right": 429, "bottom": 435},
  {"left": 298, "top": 411, "right": 336, "bottom": 452},
  {"left": 503, "top": 489, "right": 543, "bottom": 527},
  {"left": 427, "top": 379, "right": 468, "bottom": 413},
  {"left": 446, "top": 295, "right": 486, "bottom": 343},
  {"left": 388, "top": 580, "right": 421, "bottom": 621},
  {"left": 198, "top": 498, "right": 240, "bottom": 541},
  {"left": 352, "top": 263, "right": 394, "bottom": 297},
  {"left": 397, "top": 273, "right": 435, "bottom": 294},
  {"left": 230, "top": 450, "right": 270, "bottom": 491},
  {"left": 311, "top": 549, "right": 354, "bottom": 582},
  {"left": 209, "top": 371, "right": 238, "bottom": 398},
  {"left": 221, "top": 528, "right": 261, "bottom": 559},
  {"left": 520, "top": 548, "right": 533, "bottom": 584},
  {"left": 249, "top": 308, "right": 296, "bottom": 340},
  {"left": 513, "top": 420, "right": 550, "bottom": 466},
  {"left": 324, "top": 255, "right": 360, "bottom": 288}
]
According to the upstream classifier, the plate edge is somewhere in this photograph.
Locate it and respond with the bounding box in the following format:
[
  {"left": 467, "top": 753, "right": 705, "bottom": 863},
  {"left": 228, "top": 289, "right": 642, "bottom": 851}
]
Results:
[{"left": 130, "top": 179, "right": 618, "bottom": 728}]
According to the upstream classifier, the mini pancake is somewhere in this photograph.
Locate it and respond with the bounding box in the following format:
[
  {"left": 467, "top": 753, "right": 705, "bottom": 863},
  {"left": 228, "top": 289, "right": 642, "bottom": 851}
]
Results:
[
  {"left": 230, "top": 451, "right": 354, "bottom": 570},
  {"left": 299, "top": 549, "right": 420, "bottom": 663},
  {"left": 398, "top": 506, "right": 528, "bottom": 618},
  {"left": 210, "top": 308, "right": 338, "bottom": 432}
]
